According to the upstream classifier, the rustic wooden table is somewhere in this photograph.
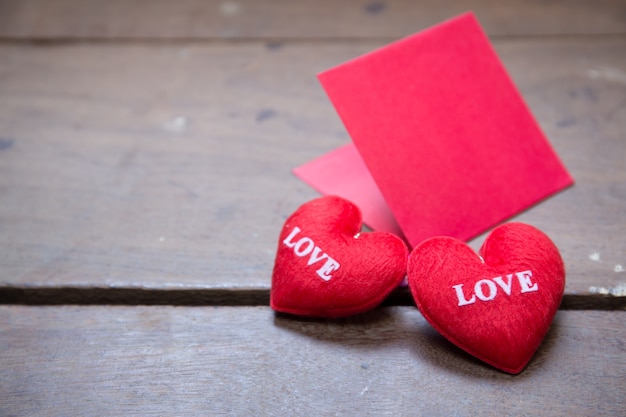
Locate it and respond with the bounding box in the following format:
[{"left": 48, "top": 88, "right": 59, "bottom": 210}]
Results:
[{"left": 1, "top": 1, "right": 625, "bottom": 415}]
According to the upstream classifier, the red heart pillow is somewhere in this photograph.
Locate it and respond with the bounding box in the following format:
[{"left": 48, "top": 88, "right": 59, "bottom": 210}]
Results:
[
  {"left": 271, "top": 196, "right": 408, "bottom": 318},
  {"left": 407, "top": 222, "right": 565, "bottom": 374}
]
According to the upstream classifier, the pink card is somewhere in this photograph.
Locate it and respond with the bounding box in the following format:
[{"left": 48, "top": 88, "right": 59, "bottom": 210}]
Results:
[
  {"left": 293, "top": 143, "right": 405, "bottom": 239},
  {"left": 301, "top": 12, "right": 573, "bottom": 247}
]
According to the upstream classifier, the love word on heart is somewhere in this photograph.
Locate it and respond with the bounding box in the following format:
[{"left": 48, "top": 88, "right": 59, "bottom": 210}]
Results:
[
  {"left": 283, "top": 226, "right": 340, "bottom": 281},
  {"left": 452, "top": 270, "right": 538, "bottom": 306}
]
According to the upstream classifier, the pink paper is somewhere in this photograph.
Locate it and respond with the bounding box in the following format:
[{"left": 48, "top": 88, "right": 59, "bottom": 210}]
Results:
[{"left": 293, "top": 144, "right": 405, "bottom": 239}]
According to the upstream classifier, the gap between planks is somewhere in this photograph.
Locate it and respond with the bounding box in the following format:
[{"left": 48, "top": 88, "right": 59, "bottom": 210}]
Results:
[
  {"left": 0, "top": 286, "right": 624, "bottom": 310},
  {"left": 0, "top": 33, "right": 625, "bottom": 46}
]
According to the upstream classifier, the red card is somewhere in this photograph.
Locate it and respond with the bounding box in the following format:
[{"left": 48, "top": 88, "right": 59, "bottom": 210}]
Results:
[{"left": 312, "top": 12, "right": 573, "bottom": 247}]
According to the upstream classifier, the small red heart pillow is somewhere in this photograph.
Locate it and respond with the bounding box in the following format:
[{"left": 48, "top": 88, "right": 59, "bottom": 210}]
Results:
[
  {"left": 271, "top": 196, "right": 408, "bottom": 318},
  {"left": 407, "top": 222, "right": 565, "bottom": 374}
]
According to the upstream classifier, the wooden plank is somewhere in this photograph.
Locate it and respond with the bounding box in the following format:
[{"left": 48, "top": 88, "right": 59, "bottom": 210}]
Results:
[
  {"left": 0, "top": 306, "right": 624, "bottom": 416},
  {"left": 0, "top": 0, "right": 625, "bottom": 40},
  {"left": 0, "top": 38, "right": 625, "bottom": 296}
]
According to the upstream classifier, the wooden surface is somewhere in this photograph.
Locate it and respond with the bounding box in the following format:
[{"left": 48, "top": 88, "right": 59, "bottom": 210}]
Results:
[
  {"left": 1, "top": 306, "right": 624, "bottom": 416},
  {"left": 1, "top": 1, "right": 625, "bottom": 415},
  {"left": 1, "top": 0, "right": 625, "bottom": 39},
  {"left": 0, "top": 38, "right": 625, "bottom": 296}
]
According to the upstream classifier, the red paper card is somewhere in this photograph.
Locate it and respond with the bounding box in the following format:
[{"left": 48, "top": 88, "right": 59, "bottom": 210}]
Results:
[{"left": 313, "top": 12, "right": 573, "bottom": 247}]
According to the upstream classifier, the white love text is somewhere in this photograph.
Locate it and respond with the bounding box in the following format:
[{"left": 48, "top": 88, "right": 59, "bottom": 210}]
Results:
[
  {"left": 452, "top": 270, "right": 538, "bottom": 306},
  {"left": 283, "top": 226, "right": 340, "bottom": 281}
]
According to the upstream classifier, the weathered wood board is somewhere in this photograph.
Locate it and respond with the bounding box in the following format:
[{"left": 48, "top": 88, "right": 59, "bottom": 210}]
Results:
[
  {"left": 1, "top": 306, "right": 624, "bottom": 416},
  {"left": 1, "top": 0, "right": 625, "bottom": 39},
  {"left": 1, "top": 39, "right": 624, "bottom": 295}
]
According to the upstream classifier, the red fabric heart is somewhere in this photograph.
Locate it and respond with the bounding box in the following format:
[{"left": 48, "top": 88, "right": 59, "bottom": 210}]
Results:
[
  {"left": 271, "top": 196, "right": 408, "bottom": 318},
  {"left": 407, "top": 222, "right": 565, "bottom": 374}
]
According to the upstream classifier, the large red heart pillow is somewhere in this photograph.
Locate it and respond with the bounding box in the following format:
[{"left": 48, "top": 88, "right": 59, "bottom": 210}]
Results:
[
  {"left": 407, "top": 222, "right": 565, "bottom": 374},
  {"left": 271, "top": 196, "right": 408, "bottom": 318}
]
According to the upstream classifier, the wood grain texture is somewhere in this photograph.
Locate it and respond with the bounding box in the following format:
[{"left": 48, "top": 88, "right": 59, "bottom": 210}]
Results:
[
  {"left": 0, "top": 0, "right": 625, "bottom": 40},
  {"left": 1, "top": 4, "right": 623, "bottom": 417},
  {"left": 0, "top": 38, "right": 624, "bottom": 295},
  {"left": 0, "top": 306, "right": 624, "bottom": 416}
]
